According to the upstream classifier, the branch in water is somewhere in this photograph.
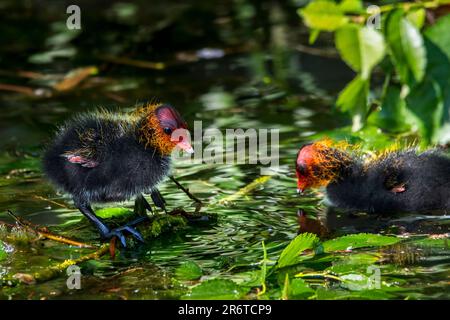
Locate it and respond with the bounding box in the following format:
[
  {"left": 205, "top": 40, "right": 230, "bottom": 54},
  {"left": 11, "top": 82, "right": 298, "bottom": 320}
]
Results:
[
  {"left": 5, "top": 210, "right": 95, "bottom": 248},
  {"left": 169, "top": 175, "right": 203, "bottom": 213},
  {"left": 218, "top": 176, "right": 272, "bottom": 205},
  {"left": 5, "top": 245, "right": 110, "bottom": 286}
]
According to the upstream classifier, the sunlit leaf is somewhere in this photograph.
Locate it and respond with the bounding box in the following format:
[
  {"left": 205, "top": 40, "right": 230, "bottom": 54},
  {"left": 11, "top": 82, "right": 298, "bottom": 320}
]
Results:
[
  {"left": 95, "top": 207, "right": 134, "bottom": 219},
  {"left": 277, "top": 233, "right": 321, "bottom": 268},
  {"left": 309, "top": 29, "right": 321, "bottom": 44},
  {"left": 53, "top": 66, "right": 98, "bottom": 91},
  {"left": 288, "top": 278, "right": 315, "bottom": 299},
  {"left": 182, "top": 279, "right": 244, "bottom": 300},
  {"left": 175, "top": 261, "right": 203, "bottom": 281},
  {"left": 335, "top": 24, "right": 385, "bottom": 79},
  {"left": 385, "top": 10, "right": 426, "bottom": 84},
  {"left": 336, "top": 76, "right": 369, "bottom": 131},
  {"left": 327, "top": 253, "right": 380, "bottom": 274},
  {"left": 235, "top": 270, "right": 264, "bottom": 287},
  {"left": 323, "top": 233, "right": 400, "bottom": 252},
  {"left": 299, "top": 1, "right": 349, "bottom": 32},
  {"left": 406, "top": 8, "right": 426, "bottom": 30},
  {"left": 340, "top": 273, "right": 371, "bottom": 291},
  {"left": 338, "top": 0, "right": 364, "bottom": 13}
]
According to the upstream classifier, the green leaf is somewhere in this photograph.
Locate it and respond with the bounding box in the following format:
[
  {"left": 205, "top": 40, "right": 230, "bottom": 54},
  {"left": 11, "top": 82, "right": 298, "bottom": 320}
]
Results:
[
  {"left": 424, "top": 38, "right": 450, "bottom": 91},
  {"left": 0, "top": 240, "right": 7, "bottom": 261},
  {"left": 327, "top": 253, "right": 380, "bottom": 274},
  {"left": 336, "top": 25, "right": 363, "bottom": 72},
  {"left": 338, "top": 0, "right": 363, "bottom": 14},
  {"left": 175, "top": 261, "right": 203, "bottom": 281},
  {"left": 277, "top": 233, "right": 321, "bottom": 268},
  {"left": 336, "top": 76, "right": 369, "bottom": 131},
  {"left": 385, "top": 10, "right": 426, "bottom": 84},
  {"left": 368, "top": 83, "right": 410, "bottom": 132},
  {"left": 424, "top": 20, "right": 450, "bottom": 144},
  {"left": 405, "top": 78, "right": 444, "bottom": 144},
  {"left": 299, "top": 1, "right": 349, "bottom": 32},
  {"left": 309, "top": 29, "right": 321, "bottom": 44},
  {"left": 336, "top": 24, "right": 385, "bottom": 79},
  {"left": 183, "top": 279, "right": 244, "bottom": 300},
  {"left": 323, "top": 233, "right": 400, "bottom": 252},
  {"left": 340, "top": 273, "right": 371, "bottom": 291},
  {"left": 288, "top": 278, "right": 315, "bottom": 299},
  {"left": 95, "top": 207, "right": 134, "bottom": 219},
  {"left": 425, "top": 14, "right": 450, "bottom": 60},
  {"left": 236, "top": 270, "right": 264, "bottom": 287},
  {"left": 406, "top": 8, "right": 426, "bottom": 30}
]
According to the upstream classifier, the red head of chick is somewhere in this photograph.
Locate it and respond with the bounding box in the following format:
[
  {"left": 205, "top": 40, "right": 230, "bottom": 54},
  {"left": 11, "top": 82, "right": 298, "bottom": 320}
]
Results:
[
  {"left": 296, "top": 139, "right": 450, "bottom": 214},
  {"left": 43, "top": 103, "right": 193, "bottom": 246}
]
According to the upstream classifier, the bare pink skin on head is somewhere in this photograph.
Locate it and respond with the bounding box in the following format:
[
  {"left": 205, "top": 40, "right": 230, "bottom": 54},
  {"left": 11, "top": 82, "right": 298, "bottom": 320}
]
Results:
[
  {"left": 156, "top": 106, "right": 187, "bottom": 129},
  {"left": 155, "top": 105, "right": 193, "bottom": 154},
  {"left": 295, "top": 144, "right": 315, "bottom": 193}
]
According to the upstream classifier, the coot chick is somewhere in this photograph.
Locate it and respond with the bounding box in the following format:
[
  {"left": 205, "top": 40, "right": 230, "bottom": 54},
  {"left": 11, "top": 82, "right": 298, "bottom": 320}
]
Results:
[
  {"left": 43, "top": 103, "right": 194, "bottom": 246},
  {"left": 295, "top": 139, "right": 450, "bottom": 214}
]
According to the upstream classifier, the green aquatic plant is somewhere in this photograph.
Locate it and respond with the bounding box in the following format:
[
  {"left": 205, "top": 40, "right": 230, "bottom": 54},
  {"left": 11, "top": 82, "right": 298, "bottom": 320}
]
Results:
[
  {"left": 178, "top": 232, "right": 426, "bottom": 300},
  {"left": 299, "top": 0, "right": 450, "bottom": 145}
]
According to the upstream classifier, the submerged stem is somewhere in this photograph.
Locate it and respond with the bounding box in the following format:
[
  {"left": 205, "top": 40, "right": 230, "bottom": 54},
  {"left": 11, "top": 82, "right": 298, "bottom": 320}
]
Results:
[{"left": 6, "top": 210, "right": 95, "bottom": 248}]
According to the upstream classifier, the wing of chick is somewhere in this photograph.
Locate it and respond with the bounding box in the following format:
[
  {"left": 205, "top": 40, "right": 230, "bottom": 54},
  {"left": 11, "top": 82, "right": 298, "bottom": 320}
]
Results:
[{"left": 61, "top": 128, "right": 102, "bottom": 168}]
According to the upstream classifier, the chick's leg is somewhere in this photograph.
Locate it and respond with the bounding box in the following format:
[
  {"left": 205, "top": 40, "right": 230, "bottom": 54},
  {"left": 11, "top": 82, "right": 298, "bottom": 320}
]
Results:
[
  {"left": 134, "top": 194, "right": 153, "bottom": 216},
  {"left": 75, "top": 199, "right": 145, "bottom": 247},
  {"left": 150, "top": 189, "right": 167, "bottom": 213},
  {"left": 75, "top": 199, "right": 110, "bottom": 237}
]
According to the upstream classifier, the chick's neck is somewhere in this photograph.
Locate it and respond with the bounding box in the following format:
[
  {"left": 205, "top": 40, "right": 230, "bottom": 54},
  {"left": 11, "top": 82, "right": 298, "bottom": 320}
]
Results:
[
  {"left": 134, "top": 112, "right": 173, "bottom": 156},
  {"left": 311, "top": 147, "right": 356, "bottom": 187}
]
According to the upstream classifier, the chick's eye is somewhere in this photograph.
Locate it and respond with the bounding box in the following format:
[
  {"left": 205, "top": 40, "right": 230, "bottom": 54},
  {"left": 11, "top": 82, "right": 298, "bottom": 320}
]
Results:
[
  {"left": 296, "top": 164, "right": 307, "bottom": 175},
  {"left": 163, "top": 127, "right": 173, "bottom": 135}
]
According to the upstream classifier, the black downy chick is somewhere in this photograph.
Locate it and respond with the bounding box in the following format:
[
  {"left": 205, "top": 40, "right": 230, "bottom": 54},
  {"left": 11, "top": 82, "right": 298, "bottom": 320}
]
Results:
[
  {"left": 296, "top": 140, "right": 450, "bottom": 214},
  {"left": 43, "top": 103, "right": 193, "bottom": 246}
]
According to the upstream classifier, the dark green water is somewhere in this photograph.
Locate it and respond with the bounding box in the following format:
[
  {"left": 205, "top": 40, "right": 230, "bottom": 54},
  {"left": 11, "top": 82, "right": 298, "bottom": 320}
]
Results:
[{"left": 0, "top": 1, "right": 448, "bottom": 299}]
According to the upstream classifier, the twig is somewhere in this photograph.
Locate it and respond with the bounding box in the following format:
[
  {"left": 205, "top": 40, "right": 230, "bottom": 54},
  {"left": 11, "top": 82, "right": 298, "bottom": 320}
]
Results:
[
  {"left": 33, "top": 195, "right": 69, "bottom": 209},
  {"left": 295, "top": 272, "right": 343, "bottom": 282},
  {"left": 0, "top": 214, "right": 196, "bottom": 287},
  {"left": 38, "top": 231, "right": 96, "bottom": 248},
  {"left": 6, "top": 210, "right": 28, "bottom": 228},
  {"left": 0, "top": 69, "right": 45, "bottom": 79},
  {"left": 10, "top": 244, "right": 110, "bottom": 286},
  {"left": 98, "top": 55, "right": 165, "bottom": 70},
  {"left": 53, "top": 66, "right": 98, "bottom": 92},
  {"left": 169, "top": 176, "right": 203, "bottom": 213},
  {"left": 296, "top": 44, "right": 339, "bottom": 59},
  {"left": 218, "top": 176, "right": 272, "bottom": 205},
  {"left": 109, "top": 237, "right": 117, "bottom": 259},
  {"left": 0, "top": 83, "right": 36, "bottom": 96},
  {"left": 6, "top": 210, "right": 95, "bottom": 248}
]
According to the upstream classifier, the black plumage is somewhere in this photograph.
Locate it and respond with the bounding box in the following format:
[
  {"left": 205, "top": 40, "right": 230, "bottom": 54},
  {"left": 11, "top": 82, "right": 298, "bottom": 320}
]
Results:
[
  {"left": 42, "top": 104, "right": 193, "bottom": 245},
  {"left": 296, "top": 141, "right": 450, "bottom": 214},
  {"left": 326, "top": 150, "right": 450, "bottom": 213}
]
